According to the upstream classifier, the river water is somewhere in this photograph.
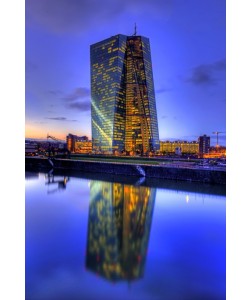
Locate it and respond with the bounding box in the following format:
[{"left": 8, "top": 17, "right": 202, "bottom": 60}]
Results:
[{"left": 25, "top": 170, "right": 226, "bottom": 300}]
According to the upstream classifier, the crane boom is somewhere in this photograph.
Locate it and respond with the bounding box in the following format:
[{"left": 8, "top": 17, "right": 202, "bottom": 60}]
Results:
[
  {"left": 46, "top": 134, "right": 70, "bottom": 157},
  {"left": 47, "top": 134, "right": 65, "bottom": 143},
  {"left": 212, "top": 131, "right": 225, "bottom": 147}
]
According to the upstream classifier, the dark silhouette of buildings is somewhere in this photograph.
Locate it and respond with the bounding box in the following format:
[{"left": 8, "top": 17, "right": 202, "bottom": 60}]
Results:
[{"left": 198, "top": 135, "right": 210, "bottom": 155}]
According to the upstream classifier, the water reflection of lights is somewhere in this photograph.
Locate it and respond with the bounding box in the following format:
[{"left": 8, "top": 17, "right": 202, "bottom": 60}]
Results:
[
  {"left": 85, "top": 181, "right": 156, "bottom": 282},
  {"left": 44, "top": 175, "right": 70, "bottom": 194},
  {"left": 186, "top": 195, "right": 189, "bottom": 203}
]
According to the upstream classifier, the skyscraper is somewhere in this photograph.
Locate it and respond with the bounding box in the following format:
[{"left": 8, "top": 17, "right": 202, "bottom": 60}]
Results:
[{"left": 90, "top": 33, "right": 160, "bottom": 155}]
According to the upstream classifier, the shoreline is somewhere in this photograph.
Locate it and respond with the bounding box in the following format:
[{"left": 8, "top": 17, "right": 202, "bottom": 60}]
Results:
[{"left": 25, "top": 157, "right": 226, "bottom": 185}]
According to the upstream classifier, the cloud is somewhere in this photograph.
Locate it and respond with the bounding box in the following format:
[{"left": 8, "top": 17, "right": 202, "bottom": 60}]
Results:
[
  {"left": 45, "top": 117, "right": 78, "bottom": 122},
  {"left": 26, "top": 0, "right": 172, "bottom": 34},
  {"left": 48, "top": 90, "right": 63, "bottom": 96},
  {"left": 25, "top": 60, "right": 37, "bottom": 73},
  {"left": 68, "top": 101, "right": 91, "bottom": 112},
  {"left": 185, "top": 59, "right": 226, "bottom": 85},
  {"left": 62, "top": 87, "right": 91, "bottom": 111},
  {"left": 63, "top": 87, "right": 90, "bottom": 102},
  {"left": 156, "top": 87, "right": 172, "bottom": 94},
  {"left": 213, "top": 59, "right": 226, "bottom": 70}
]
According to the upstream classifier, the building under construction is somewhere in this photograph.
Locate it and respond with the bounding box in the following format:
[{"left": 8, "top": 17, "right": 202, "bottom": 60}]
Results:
[{"left": 90, "top": 33, "right": 160, "bottom": 155}]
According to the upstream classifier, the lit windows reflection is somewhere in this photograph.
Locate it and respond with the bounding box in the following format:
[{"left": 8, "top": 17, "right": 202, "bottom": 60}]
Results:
[{"left": 85, "top": 181, "right": 156, "bottom": 282}]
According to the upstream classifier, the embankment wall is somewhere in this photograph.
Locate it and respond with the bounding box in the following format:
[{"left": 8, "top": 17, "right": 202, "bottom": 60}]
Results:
[{"left": 25, "top": 157, "right": 226, "bottom": 185}]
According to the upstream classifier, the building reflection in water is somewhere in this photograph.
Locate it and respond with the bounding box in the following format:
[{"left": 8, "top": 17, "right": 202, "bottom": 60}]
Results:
[
  {"left": 45, "top": 173, "right": 70, "bottom": 194},
  {"left": 85, "top": 181, "right": 156, "bottom": 282}
]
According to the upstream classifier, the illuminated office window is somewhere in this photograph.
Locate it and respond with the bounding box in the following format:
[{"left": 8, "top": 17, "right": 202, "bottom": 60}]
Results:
[{"left": 91, "top": 34, "right": 159, "bottom": 155}]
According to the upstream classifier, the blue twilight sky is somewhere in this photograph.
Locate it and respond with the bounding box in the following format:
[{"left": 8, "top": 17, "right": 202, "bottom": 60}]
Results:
[{"left": 25, "top": 0, "right": 226, "bottom": 146}]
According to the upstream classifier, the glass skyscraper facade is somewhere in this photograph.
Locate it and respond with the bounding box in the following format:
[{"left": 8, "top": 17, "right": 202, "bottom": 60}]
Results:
[{"left": 91, "top": 34, "right": 160, "bottom": 155}]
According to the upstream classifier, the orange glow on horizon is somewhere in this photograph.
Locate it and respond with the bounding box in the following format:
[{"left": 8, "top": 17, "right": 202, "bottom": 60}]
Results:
[{"left": 25, "top": 124, "right": 91, "bottom": 141}]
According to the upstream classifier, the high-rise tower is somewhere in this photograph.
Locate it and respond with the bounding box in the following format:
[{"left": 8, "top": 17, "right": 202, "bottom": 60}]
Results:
[{"left": 90, "top": 33, "right": 159, "bottom": 155}]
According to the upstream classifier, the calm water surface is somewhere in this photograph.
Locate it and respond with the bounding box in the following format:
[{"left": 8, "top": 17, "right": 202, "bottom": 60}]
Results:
[{"left": 25, "top": 171, "right": 226, "bottom": 300}]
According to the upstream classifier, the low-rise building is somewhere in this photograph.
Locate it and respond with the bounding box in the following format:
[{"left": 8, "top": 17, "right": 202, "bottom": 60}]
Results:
[
  {"left": 203, "top": 146, "right": 226, "bottom": 158},
  {"left": 160, "top": 141, "right": 199, "bottom": 155},
  {"left": 66, "top": 134, "right": 89, "bottom": 152},
  {"left": 75, "top": 140, "right": 92, "bottom": 153}
]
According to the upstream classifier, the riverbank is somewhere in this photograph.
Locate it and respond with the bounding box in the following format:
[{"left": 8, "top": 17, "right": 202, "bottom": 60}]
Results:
[{"left": 25, "top": 157, "right": 226, "bottom": 185}]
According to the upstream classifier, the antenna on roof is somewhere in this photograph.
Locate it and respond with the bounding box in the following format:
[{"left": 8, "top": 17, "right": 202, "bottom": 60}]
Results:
[{"left": 133, "top": 23, "right": 137, "bottom": 36}]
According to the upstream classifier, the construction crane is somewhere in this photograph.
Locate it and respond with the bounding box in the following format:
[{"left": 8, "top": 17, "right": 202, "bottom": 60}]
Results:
[
  {"left": 47, "top": 134, "right": 65, "bottom": 143},
  {"left": 45, "top": 175, "right": 70, "bottom": 194},
  {"left": 212, "top": 131, "right": 225, "bottom": 147},
  {"left": 47, "top": 134, "right": 66, "bottom": 149},
  {"left": 46, "top": 134, "right": 69, "bottom": 157}
]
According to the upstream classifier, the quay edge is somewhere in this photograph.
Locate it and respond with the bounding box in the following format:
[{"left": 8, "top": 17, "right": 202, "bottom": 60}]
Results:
[{"left": 25, "top": 157, "right": 226, "bottom": 185}]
